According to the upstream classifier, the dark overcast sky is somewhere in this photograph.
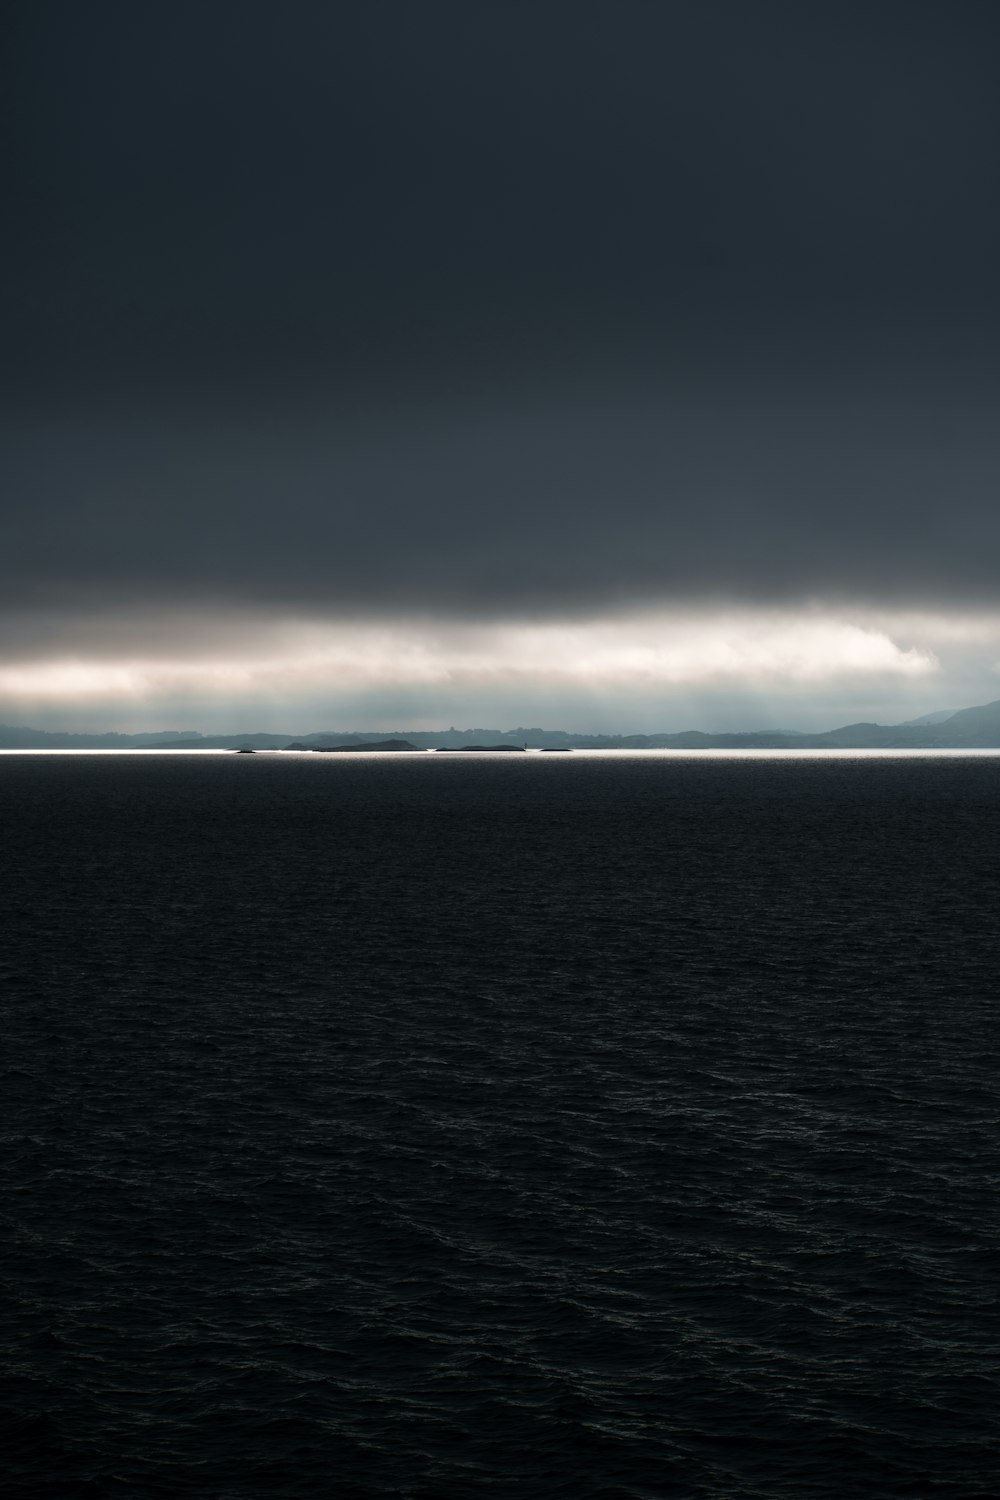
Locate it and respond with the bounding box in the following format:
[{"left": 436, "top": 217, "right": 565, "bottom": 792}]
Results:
[{"left": 3, "top": 0, "right": 1000, "bottom": 624}]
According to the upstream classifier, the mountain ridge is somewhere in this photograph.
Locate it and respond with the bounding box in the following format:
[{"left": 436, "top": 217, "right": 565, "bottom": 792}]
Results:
[{"left": 4, "top": 699, "right": 1000, "bottom": 749}]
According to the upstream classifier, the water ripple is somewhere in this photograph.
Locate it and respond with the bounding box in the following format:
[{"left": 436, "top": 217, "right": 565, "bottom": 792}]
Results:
[{"left": 2, "top": 754, "right": 999, "bottom": 1497}]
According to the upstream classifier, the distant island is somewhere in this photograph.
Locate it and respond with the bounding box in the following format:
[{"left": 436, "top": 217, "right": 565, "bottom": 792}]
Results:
[
  {"left": 284, "top": 739, "right": 419, "bottom": 752},
  {"left": 6, "top": 697, "right": 1000, "bottom": 751},
  {"left": 437, "top": 744, "right": 525, "bottom": 752}
]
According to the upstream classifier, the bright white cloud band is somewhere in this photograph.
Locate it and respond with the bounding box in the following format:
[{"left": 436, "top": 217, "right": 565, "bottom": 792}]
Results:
[{"left": 0, "top": 610, "right": 951, "bottom": 705}]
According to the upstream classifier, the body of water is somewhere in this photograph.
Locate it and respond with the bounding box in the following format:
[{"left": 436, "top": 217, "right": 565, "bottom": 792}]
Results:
[{"left": 2, "top": 753, "right": 998, "bottom": 1497}]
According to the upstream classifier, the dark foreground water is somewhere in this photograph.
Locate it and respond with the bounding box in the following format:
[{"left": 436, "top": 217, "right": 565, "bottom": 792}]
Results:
[{"left": 2, "top": 752, "right": 999, "bottom": 1499}]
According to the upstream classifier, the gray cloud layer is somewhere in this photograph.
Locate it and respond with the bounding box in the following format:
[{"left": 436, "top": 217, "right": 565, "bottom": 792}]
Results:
[
  {"left": 4, "top": 360, "right": 1000, "bottom": 621},
  {"left": 2, "top": 1, "right": 999, "bottom": 646}
]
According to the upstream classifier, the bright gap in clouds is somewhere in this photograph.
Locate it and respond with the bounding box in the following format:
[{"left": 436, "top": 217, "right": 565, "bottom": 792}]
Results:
[{"left": 0, "top": 609, "right": 948, "bottom": 710}]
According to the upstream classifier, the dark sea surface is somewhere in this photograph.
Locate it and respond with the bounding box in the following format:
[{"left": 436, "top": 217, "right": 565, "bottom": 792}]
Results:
[{"left": 2, "top": 751, "right": 999, "bottom": 1499}]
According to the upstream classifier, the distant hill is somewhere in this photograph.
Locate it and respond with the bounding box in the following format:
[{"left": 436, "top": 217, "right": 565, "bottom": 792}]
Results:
[
  {"left": 927, "top": 698, "right": 1000, "bottom": 742},
  {"left": 0, "top": 726, "right": 293, "bottom": 750},
  {"left": 5, "top": 699, "right": 1000, "bottom": 750},
  {"left": 898, "top": 710, "right": 957, "bottom": 727}
]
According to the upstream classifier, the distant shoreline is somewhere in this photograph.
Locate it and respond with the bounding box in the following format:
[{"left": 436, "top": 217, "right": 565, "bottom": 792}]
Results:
[
  {"left": 5, "top": 747, "right": 1000, "bottom": 759},
  {"left": 4, "top": 696, "right": 1000, "bottom": 751}
]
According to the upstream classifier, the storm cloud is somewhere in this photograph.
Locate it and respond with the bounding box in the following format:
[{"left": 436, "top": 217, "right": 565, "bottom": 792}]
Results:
[{"left": 3, "top": 1, "right": 1000, "bottom": 727}]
